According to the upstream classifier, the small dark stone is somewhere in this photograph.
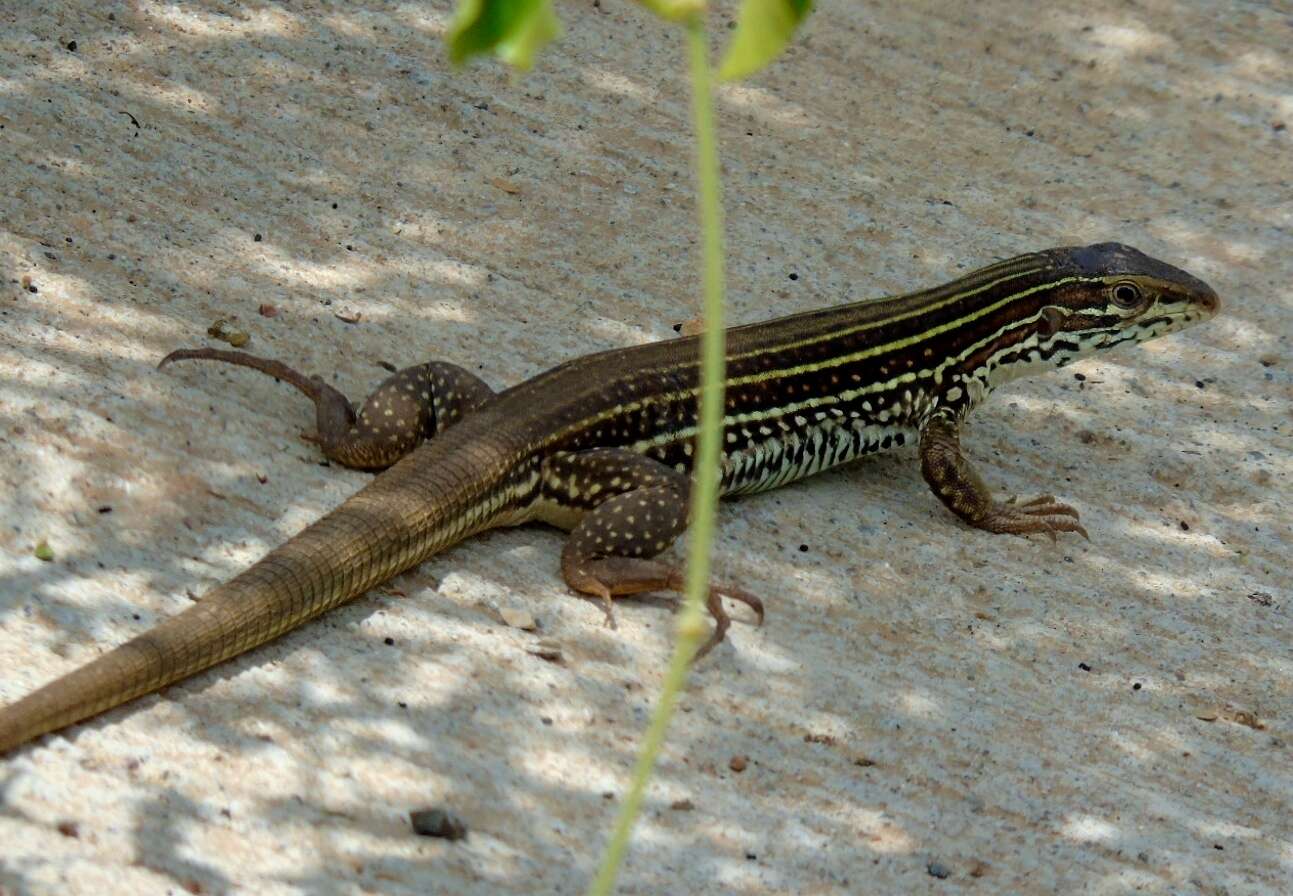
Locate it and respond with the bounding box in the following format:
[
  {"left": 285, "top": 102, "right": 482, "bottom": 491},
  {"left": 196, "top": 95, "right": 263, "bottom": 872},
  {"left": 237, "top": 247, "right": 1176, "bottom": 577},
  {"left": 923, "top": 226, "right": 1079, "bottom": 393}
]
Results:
[
  {"left": 1132, "top": 682, "right": 1142, "bottom": 691},
  {"left": 66, "top": 40, "right": 77, "bottom": 52},
  {"left": 28, "top": 284, "right": 38, "bottom": 293},
  {"left": 798, "top": 544, "right": 809, "bottom": 553},
  {"left": 384, "top": 637, "right": 394, "bottom": 646},
  {"left": 1078, "top": 662, "right": 1092, "bottom": 672},
  {"left": 410, "top": 808, "right": 467, "bottom": 840},
  {"left": 788, "top": 272, "right": 799, "bottom": 281},
  {"left": 254, "top": 233, "right": 262, "bottom": 242},
  {"left": 927, "top": 860, "right": 951, "bottom": 879},
  {"left": 97, "top": 506, "right": 112, "bottom": 514},
  {"left": 1179, "top": 521, "right": 1190, "bottom": 531}
]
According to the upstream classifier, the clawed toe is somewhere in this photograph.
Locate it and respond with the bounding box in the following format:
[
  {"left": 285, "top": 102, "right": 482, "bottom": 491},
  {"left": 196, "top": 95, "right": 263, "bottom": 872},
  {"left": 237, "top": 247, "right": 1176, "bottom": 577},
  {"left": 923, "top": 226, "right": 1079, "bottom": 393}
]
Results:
[
  {"left": 714, "top": 584, "right": 764, "bottom": 626},
  {"left": 594, "top": 590, "right": 618, "bottom": 630},
  {"left": 695, "top": 583, "right": 764, "bottom": 659},
  {"left": 563, "top": 557, "right": 762, "bottom": 657},
  {"left": 983, "top": 496, "right": 1088, "bottom": 540}
]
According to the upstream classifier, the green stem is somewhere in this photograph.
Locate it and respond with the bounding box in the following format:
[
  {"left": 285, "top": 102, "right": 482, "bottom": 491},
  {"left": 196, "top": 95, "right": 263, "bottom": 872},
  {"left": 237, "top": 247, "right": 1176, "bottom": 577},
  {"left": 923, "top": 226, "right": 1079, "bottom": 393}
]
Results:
[{"left": 586, "top": 17, "right": 726, "bottom": 896}]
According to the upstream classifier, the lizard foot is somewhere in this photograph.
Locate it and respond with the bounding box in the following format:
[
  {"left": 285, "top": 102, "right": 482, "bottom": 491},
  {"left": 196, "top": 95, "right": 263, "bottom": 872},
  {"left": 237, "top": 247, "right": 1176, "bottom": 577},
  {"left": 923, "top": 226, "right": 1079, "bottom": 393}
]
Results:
[
  {"left": 977, "top": 495, "right": 1088, "bottom": 540},
  {"left": 563, "top": 556, "right": 763, "bottom": 658}
]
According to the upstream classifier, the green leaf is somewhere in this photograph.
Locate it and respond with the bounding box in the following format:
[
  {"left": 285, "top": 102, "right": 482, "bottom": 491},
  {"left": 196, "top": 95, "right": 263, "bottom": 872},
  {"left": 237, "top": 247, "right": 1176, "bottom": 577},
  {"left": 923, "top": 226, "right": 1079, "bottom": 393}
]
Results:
[
  {"left": 718, "top": 0, "right": 813, "bottom": 81},
  {"left": 447, "top": 0, "right": 561, "bottom": 71},
  {"left": 634, "top": 0, "right": 707, "bottom": 24},
  {"left": 34, "top": 540, "right": 54, "bottom": 562}
]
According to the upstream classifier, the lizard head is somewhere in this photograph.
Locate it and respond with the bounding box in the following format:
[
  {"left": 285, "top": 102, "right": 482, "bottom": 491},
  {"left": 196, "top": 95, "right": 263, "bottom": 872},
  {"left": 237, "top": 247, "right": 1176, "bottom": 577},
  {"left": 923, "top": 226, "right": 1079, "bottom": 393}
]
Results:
[{"left": 1035, "top": 242, "right": 1220, "bottom": 351}]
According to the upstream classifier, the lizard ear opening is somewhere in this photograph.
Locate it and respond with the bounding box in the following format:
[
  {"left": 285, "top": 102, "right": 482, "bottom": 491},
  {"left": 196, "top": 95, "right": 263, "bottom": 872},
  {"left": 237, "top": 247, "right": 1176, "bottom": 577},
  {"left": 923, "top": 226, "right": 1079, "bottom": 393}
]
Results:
[{"left": 1037, "top": 307, "right": 1065, "bottom": 338}]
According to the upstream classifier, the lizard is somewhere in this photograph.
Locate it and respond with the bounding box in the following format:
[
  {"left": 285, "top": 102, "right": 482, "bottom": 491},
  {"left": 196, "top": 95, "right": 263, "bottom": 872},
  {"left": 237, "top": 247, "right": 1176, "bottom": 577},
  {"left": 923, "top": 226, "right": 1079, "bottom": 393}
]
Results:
[{"left": 0, "top": 242, "right": 1218, "bottom": 754}]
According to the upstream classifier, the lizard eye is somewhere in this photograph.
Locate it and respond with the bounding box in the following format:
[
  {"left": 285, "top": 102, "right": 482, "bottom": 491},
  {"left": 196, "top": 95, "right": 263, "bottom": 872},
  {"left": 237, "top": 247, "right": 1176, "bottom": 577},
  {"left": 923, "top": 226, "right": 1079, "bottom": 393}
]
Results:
[{"left": 1111, "top": 281, "right": 1143, "bottom": 308}]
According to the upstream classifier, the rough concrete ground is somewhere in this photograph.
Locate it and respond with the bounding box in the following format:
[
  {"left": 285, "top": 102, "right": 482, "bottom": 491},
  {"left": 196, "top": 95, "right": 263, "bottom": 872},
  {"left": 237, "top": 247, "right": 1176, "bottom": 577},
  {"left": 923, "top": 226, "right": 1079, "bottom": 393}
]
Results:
[{"left": 0, "top": 1, "right": 1289, "bottom": 893}]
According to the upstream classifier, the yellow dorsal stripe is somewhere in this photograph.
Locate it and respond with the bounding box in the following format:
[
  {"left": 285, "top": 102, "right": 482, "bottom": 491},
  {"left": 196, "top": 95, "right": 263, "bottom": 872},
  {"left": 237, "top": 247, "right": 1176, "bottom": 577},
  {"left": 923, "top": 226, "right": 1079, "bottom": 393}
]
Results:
[{"left": 545, "top": 273, "right": 1095, "bottom": 448}]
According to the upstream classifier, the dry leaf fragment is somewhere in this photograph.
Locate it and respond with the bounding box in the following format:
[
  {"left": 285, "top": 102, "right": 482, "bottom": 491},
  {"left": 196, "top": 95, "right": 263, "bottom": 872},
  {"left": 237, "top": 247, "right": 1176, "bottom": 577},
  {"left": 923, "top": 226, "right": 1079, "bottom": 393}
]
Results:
[
  {"left": 526, "top": 639, "right": 564, "bottom": 662},
  {"left": 1247, "top": 591, "right": 1273, "bottom": 607},
  {"left": 1220, "top": 706, "right": 1266, "bottom": 730},
  {"left": 206, "top": 319, "right": 250, "bottom": 347},
  {"left": 500, "top": 607, "right": 537, "bottom": 630},
  {"left": 1196, "top": 705, "right": 1267, "bottom": 730}
]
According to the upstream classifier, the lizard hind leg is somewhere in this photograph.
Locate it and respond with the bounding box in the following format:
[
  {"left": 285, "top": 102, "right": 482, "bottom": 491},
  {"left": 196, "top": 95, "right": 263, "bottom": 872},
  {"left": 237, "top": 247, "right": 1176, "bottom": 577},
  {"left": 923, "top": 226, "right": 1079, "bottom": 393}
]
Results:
[
  {"left": 159, "top": 348, "right": 495, "bottom": 470},
  {"left": 540, "top": 449, "right": 763, "bottom": 658}
]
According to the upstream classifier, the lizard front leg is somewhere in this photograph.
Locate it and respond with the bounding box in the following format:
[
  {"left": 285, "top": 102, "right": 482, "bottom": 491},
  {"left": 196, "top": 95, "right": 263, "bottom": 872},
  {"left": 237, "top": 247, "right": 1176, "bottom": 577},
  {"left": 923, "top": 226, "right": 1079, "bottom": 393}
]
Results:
[
  {"left": 159, "top": 348, "right": 495, "bottom": 470},
  {"left": 919, "top": 412, "right": 1088, "bottom": 539},
  {"left": 535, "top": 449, "right": 763, "bottom": 657}
]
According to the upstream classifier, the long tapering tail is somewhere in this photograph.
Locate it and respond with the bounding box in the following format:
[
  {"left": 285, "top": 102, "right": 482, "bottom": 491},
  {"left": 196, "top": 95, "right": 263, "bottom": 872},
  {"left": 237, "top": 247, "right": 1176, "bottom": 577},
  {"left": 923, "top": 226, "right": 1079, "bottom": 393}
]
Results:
[{"left": 0, "top": 435, "right": 516, "bottom": 754}]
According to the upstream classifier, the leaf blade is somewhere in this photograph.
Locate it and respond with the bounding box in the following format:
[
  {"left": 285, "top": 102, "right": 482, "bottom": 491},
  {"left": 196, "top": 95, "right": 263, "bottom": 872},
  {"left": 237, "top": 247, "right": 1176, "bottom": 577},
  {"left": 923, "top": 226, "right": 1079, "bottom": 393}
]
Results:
[
  {"left": 447, "top": 0, "right": 561, "bottom": 71},
  {"left": 718, "top": 0, "right": 813, "bottom": 81}
]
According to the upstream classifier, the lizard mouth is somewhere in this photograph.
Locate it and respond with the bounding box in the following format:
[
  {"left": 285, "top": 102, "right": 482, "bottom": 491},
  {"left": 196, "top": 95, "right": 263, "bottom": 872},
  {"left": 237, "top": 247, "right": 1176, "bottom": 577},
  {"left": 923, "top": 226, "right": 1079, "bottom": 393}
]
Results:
[
  {"left": 1197, "top": 289, "right": 1221, "bottom": 317},
  {"left": 1103, "top": 308, "right": 1205, "bottom": 348}
]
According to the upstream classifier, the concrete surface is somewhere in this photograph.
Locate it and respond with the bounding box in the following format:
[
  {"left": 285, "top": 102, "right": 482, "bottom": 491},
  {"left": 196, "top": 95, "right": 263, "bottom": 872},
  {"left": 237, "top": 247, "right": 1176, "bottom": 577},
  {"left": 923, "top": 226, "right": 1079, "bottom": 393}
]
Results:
[{"left": 1, "top": 1, "right": 1289, "bottom": 894}]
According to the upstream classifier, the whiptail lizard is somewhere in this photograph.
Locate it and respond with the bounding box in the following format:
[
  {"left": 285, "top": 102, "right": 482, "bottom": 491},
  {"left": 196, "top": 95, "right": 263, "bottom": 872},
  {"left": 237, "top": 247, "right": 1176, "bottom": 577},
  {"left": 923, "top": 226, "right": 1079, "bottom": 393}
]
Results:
[{"left": 0, "top": 242, "right": 1218, "bottom": 754}]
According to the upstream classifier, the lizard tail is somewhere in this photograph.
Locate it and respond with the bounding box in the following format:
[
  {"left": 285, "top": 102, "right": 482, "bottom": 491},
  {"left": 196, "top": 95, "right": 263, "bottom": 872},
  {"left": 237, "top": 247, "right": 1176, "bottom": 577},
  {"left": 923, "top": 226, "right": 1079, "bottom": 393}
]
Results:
[{"left": 0, "top": 437, "right": 521, "bottom": 754}]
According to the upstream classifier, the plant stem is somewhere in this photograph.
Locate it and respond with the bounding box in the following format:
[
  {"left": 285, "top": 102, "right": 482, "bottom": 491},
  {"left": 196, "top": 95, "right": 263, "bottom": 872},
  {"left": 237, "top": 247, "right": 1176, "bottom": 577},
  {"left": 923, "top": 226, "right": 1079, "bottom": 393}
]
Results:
[{"left": 586, "top": 16, "right": 726, "bottom": 896}]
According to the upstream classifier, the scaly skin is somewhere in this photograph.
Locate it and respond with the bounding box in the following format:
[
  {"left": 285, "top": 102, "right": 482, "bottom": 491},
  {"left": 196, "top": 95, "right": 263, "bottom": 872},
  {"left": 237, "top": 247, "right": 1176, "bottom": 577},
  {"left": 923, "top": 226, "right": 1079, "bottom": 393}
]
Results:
[{"left": 0, "top": 243, "right": 1218, "bottom": 754}]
